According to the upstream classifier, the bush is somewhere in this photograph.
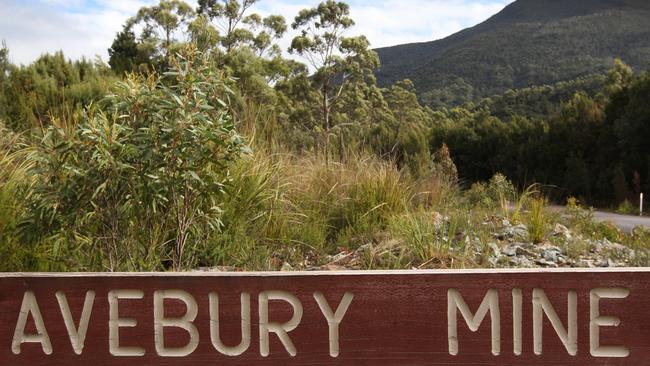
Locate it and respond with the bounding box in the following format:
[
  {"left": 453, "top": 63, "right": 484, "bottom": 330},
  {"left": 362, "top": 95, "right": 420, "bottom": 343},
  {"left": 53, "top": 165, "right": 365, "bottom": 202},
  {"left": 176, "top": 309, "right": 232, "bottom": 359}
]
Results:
[
  {"left": 0, "top": 128, "right": 39, "bottom": 271},
  {"left": 25, "top": 48, "right": 245, "bottom": 271},
  {"left": 465, "top": 173, "right": 518, "bottom": 217},
  {"left": 526, "top": 196, "right": 550, "bottom": 244},
  {"left": 292, "top": 155, "right": 410, "bottom": 252},
  {"left": 616, "top": 200, "right": 638, "bottom": 215}
]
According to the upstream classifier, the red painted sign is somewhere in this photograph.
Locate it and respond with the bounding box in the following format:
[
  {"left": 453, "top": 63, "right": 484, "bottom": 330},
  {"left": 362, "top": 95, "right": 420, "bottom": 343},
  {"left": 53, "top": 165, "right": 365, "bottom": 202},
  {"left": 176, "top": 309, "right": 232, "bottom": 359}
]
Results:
[{"left": 0, "top": 269, "right": 648, "bottom": 365}]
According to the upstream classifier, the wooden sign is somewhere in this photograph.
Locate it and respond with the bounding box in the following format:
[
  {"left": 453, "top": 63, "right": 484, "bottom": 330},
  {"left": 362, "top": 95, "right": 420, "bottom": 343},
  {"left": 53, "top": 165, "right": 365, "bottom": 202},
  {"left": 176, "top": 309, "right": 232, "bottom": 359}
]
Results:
[{"left": 1, "top": 269, "right": 649, "bottom": 365}]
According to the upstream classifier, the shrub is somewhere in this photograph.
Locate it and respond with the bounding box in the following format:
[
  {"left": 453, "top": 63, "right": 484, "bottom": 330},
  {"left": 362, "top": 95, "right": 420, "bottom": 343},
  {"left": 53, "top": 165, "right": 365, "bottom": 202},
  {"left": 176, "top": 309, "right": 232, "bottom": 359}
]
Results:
[
  {"left": 527, "top": 196, "right": 550, "bottom": 244},
  {"left": 26, "top": 48, "right": 245, "bottom": 271},
  {"left": 0, "top": 128, "right": 39, "bottom": 271},
  {"left": 616, "top": 200, "right": 637, "bottom": 215},
  {"left": 388, "top": 210, "right": 440, "bottom": 263}
]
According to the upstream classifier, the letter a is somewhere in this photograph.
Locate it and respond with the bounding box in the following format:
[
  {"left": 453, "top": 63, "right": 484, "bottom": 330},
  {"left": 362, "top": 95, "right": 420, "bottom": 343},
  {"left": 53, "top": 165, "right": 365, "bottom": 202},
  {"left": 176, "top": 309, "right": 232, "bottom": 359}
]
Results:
[{"left": 12, "top": 291, "right": 53, "bottom": 355}]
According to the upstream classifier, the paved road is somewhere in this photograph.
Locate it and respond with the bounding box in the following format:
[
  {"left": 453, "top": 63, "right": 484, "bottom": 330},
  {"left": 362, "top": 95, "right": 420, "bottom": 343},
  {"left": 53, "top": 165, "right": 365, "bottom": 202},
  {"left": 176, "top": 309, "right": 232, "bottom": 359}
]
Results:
[
  {"left": 548, "top": 205, "right": 649, "bottom": 233},
  {"left": 592, "top": 211, "right": 650, "bottom": 233}
]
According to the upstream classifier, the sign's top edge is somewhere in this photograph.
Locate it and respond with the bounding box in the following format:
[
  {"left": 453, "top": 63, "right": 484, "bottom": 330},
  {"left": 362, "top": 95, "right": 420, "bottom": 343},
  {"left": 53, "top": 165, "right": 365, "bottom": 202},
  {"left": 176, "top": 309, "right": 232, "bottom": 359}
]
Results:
[{"left": 2, "top": 268, "right": 650, "bottom": 277}]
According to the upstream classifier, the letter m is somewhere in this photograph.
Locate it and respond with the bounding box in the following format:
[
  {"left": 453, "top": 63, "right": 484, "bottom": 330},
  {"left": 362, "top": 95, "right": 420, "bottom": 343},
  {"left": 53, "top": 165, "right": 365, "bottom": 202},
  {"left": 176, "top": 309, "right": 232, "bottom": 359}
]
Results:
[{"left": 448, "top": 289, "right": 500, "bottom": 356}]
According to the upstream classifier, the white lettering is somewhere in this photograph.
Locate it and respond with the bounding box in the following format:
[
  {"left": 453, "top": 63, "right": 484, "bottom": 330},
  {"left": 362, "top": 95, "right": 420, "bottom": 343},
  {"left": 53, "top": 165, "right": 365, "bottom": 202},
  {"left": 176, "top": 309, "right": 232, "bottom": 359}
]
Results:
[
  {"left": 532, "top": 288, "right": 577, "bottom": 356},
  {"left": 12, "top": 291, "right": 52, "bottom": 355},
  {"left": 447, "top": 289, "right": 500, "bottom": 356},
  {"left": 313, "top": 292, "right": 354, "bottom": 357},
  {"left": 259, "top": 291, "right": 303, "bottom": 357},
  {"left": 56, "top": 290, "right": 95, "bottom": 355},
  {"left": 108, "top": 290, "right": 145, "bottom": 356},
  {"left": 153, "top": 290, "right": 199, "bottom": 357},
  {"left": 590, "top": 288, "right": 630, "bottom": 358},
  {"left": 209, "top": 292, "right": 251, "bottom": 356},
  {"left": 512, "top": 288, "right": 523, "bottom": 356}
]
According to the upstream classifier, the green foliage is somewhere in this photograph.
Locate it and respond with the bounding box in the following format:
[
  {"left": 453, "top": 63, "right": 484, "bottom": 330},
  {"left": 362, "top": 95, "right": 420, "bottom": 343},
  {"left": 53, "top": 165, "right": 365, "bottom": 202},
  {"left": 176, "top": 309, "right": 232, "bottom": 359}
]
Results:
[
  {"left": 376, "top": 0, "right": 650, "bottom": 107},
  {"left": 4, "top": 0, "right": 650, "bottom": 273},
  {"left": 0, "top": 42, "right": 10, "bottom": 122},
  {"left": 428, "top": 60, "right": 650, "bottom": 207},
  {"left": 289, "top": 0, "right": 380, "bottom": 164},
  {"left": 626, "top": 227, "right": 650, "bottom": 266},
  {"left": 612, "top": 166, "right": 630, "bottom": 204},
  {"left": 616, "top": 200, "right": 637, "bottom": 215},
  {"left": 133, "top": 0, "right": 195, "bottom": 57},
  {"left": 2, "top": 51, "right": 114, "bottom": 132},
  {"left": 25, "top": 49, "right": 244, "bottom": 271},
  {"left": 0, "top": 124, "right": 38, "bottom": 271},
  {"left": 108, "top": 29, "right": 156, "bottom": 75},
  {"left": 197, "top": 0, "right": 287, "bottom": 56},
  {"left": 387, "top": 210, "right": 444, "bottom": 264},
  {"left": 430, "top": 144, "right": 458, "bottom": 183},
  {"left": 526, "top": 196, "right": 551, "bottom": 244}
]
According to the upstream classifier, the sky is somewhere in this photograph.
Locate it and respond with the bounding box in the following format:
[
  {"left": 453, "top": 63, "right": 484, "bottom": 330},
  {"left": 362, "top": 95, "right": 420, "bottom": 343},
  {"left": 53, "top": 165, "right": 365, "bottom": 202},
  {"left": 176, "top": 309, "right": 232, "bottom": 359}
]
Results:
[{"left": 0, "top": 0, "right": 513, "bottom": 65}]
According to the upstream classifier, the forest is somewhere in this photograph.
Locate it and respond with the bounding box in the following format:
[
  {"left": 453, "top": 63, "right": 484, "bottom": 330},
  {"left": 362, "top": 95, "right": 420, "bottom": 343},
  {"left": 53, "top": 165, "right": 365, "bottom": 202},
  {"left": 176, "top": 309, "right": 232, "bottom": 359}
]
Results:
[
  {"left": 1, "top": 0, "right": 649, "bottom": 272},
  {"left": 375, "top": 0, "right": 650, "bottom": 108}
]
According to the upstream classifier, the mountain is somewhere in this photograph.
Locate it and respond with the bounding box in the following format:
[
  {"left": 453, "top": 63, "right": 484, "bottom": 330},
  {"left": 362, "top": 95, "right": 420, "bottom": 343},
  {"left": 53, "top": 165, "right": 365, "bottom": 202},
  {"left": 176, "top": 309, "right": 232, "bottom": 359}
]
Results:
[{"left": 375, "top": 0, "right": 650, "bottom": 108}]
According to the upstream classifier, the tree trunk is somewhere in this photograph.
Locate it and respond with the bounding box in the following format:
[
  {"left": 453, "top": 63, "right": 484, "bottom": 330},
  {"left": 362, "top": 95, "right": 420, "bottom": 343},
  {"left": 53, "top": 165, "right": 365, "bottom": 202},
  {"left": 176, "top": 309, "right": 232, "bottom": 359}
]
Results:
[
  {"left": 323, "top": 84, "right": 330, "bottom": 167},
  {"left": 339, "top": 131, "right": 346, "bottom": 163}
]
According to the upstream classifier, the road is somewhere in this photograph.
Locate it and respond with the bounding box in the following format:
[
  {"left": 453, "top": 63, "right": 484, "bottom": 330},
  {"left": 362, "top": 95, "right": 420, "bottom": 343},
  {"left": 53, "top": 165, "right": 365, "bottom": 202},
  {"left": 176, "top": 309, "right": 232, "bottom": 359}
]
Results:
[
  {"left": 592, "top": 211, "right": 650, "bottom": 233},
  {"left": 547, "top": 205, "right": 649, "bottom": 233}
]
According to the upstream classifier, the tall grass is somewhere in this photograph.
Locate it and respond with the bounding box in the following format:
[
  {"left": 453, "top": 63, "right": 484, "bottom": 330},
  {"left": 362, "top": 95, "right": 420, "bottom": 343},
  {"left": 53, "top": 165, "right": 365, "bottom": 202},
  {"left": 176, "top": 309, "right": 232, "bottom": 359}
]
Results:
[
  {"left": 527, "top": 196, "right": 550, "bottom": 244},
  {"left": 196, "top": 152, "right": 413, "bottom": 270},
  {"left": 0, "top": 128, "right": 39, "bottom": 271},
  {"left": 3, "top": 123, "right": 648, "bottom": 271},
  {"left": 288, "top": 154, "right": 409, "bottom": 252}
]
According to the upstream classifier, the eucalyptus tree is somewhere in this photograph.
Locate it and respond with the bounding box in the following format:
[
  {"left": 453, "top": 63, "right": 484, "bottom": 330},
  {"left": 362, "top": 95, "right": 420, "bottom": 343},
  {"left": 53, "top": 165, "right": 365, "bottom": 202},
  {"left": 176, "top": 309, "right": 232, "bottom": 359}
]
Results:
[
  {"left": 0, "top": 42, "right": 10, "bottom": 123},
  {"left": 289, "top": 0, "right": 379, "bottom": 165},
  {"left": 130, "top": 0, "right": 195, "bottom": 53},
  {"left": 194, "top": 0, "right": 291, "bottom": 87},
  {"left": 192, "top": 0, "right": 293, "bottom": 136},
  {"left": 196, "top": 0, "right": 287, "bottom": 57},
  {"left": 109, "top": 0, "right": 195, "bottom": 73}
]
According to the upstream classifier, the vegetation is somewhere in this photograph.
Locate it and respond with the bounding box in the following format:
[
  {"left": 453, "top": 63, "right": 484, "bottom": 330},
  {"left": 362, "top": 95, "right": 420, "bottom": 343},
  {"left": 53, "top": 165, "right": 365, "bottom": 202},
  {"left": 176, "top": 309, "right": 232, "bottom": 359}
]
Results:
[
  {"left": 376, "top": 0, "right": 650, "bottom": 108},
  {"left": 1, "top": 0, "right": 649, "bottom": 272}
]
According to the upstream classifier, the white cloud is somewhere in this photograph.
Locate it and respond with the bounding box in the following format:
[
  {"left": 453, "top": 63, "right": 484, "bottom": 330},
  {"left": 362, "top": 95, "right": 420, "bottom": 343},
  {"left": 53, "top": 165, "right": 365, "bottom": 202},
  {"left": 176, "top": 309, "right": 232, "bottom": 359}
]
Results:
[
  {"left": 0, "top": 0, "right": 155, "bottom": 65},
  {"left": 0, "top": 0, "right": 511, "bottom": 65},
  {"left": 348, "top": 0, "right": 510, "bottom": 48},
  {"left": 253, "top": 0, "right": 510, "bottom": 50}
]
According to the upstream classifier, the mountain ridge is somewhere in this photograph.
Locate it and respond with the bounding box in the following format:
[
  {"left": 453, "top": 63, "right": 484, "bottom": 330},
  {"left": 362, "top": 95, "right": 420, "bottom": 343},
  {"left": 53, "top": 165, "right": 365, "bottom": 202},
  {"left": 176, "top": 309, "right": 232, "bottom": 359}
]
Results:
[{"left": 375, "top": 0, "right": 650, "bottom": 107}]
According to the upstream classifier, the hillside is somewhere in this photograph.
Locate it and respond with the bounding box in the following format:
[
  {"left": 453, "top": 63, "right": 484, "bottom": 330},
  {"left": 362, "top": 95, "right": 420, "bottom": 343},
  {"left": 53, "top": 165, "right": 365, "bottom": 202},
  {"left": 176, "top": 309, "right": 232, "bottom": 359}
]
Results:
[{"left": 375, "top": 0, "right": 650, "bottom": 107}]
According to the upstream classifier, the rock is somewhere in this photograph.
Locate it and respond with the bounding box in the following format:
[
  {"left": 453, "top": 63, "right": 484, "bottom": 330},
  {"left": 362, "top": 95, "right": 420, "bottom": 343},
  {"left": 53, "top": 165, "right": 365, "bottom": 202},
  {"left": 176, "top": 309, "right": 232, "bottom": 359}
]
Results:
[
  {"left": 496, "top": 219, "right": 528, "bottom": 241},
  {"left": 510, "top": 256, "right": 534, "bottom": 268},
  {"left": 593, "top": 239, "right": 636, "bottom": 262},
  {"left": 536, "top": 259, "right": 559, "bottom": 268},
  {"left": 596, "top": 259, "right": 612, "bottom": 268},
  {"left": 499, "top": 223, "right": 529, "bottom": 241},
  {"left": 319, "top": 263, "right": 348, "bottom": 271},
  {"left": 358, "top": 243, "right": 373, "bottom": 251},
  {"left": 512, "top": 224, "right": 529, "bottom": 239},
  {"left": 579, "top": 259, "right": 596, "bottom": 268},
  {"left": 503, "top": 246, "right": 517, "bottom": 257},
  {"left": 539, "top": 244, "right": 563, "bottom": 263},
  {"left": 194, "top": 266, "right": 237, "bottom": 272},
  {"left": 553, "top": 224, "right": 572, "bottom": 239},
  {"left": 515, "top": 245, "right": 534, "bottom": 257},
  {"left": 488, "top": 242, "right": 501, "bottom": 257},
  {"left": 542, "top": 249, "right": 559, "bottom": 263},
  {"left": 488, "top": 256, "right": 499, "bottom": 268},
  {"left": 432, "top": 212, "right": 446, "bottom": 230},
  {"left": 329, "top": 252, "right": 351, "bottom": 263}
]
